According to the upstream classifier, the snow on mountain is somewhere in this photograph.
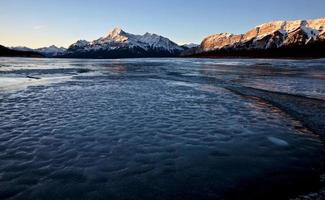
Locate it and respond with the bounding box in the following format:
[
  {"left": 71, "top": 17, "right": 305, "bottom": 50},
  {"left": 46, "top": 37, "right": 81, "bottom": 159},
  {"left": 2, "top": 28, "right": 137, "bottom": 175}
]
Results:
[
  {"left": 182, "top": 43, "right": 199, "bottom": 49},
  {"left": 1, "top": 45, "right": 43, "bottom": 57},
  {"left": 36, "top": 45, "right": 66, "bottom": 57},
  {"left": 70, "top": 40, "right": 91, "bottom": 49},
  {"left": 96, "top": 28, "right": 183, "bottom": 51},
  {"left": 139, "top": 32, "right": 183, "bottom": 51},
  {"left": 190, "top": 17, "right": 325, "bottom": 54},
  {"left": 11, "top": 46, "right": 34, "bottom": 52},
  {"left": 12, "top": 28, "right": 184, "bottom": 59},
  {"left": 64, "top": 28, "right": 184, "bottom": 58},
  {"left": 11, "top": 45, "right": 66, "bottom": 57}
]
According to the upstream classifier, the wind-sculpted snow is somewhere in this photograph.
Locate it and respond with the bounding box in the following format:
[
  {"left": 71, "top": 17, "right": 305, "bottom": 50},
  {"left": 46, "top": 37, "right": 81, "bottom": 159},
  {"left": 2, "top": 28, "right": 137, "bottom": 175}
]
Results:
[{"left": 0, "top": 57, "right": 324, "bottom": 199}]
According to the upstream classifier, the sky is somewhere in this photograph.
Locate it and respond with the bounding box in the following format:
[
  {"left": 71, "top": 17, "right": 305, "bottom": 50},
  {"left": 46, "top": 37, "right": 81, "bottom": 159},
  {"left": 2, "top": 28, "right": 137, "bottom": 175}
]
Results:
[{"left": 0, "top": 0, "right": 324, "bottom": 48}]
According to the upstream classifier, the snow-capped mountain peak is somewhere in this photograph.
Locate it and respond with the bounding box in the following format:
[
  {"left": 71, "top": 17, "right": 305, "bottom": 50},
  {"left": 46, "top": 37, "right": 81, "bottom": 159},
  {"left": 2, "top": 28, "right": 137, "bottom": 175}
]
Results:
[
  {"left": 72, "top": 40, "right": 90, "bottom": 48},
  {"left": 195, "top": 17, "right": 325, "bottom": 52},
  {"left": 108, "top": 27, "right": 126, "bottom": 36},
  {"left": 182, "top": 43, "right": 199, "bottom": 49},
  {"left": 101, "top": 28, "right": 182, "bottom": 50},
  {"left": 66, "top": 28, "right": 184, "bottom": 58},
  {"left": 105, "top": 27, "right": 129, "bottom": 42}
]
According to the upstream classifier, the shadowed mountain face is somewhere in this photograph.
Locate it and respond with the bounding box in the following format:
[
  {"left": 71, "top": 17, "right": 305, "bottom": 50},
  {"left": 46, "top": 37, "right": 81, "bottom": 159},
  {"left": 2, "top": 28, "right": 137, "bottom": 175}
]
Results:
[
  {"left": 11, "top": 45, "right": 66, "bottom": 57},
  {"left": 0, "top": 45, "right": 43, "bottom": 58},
  {"left": 61, "top": 28, "right": 185, "bottom": 59},
  {"left": 183, "top": 18, "right": 325, "bottom": 58}
]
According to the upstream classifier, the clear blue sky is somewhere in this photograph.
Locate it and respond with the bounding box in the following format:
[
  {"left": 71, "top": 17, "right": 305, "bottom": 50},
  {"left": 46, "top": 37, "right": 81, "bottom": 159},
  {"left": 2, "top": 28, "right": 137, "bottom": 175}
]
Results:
[{"left": 0, "top": 0, "right": 324, "bottom": 48}]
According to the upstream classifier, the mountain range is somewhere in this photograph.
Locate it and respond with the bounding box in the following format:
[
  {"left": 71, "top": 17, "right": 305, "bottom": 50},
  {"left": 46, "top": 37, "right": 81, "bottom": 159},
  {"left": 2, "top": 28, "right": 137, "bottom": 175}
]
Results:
[
  {"left": 61, "top": 28, "right": 185, "bottom": 58},
  {"left": 11, "top": 45, "right": 66, "bottom": 57},
  {"left": 0, "top": 45, "right": 43, "bottom": 58},
  {"left": 1, "top": 17, "right": 324, "bottom": 58},
  {"left": 182, "top": 18, "right": 325, "bottom": 58}
]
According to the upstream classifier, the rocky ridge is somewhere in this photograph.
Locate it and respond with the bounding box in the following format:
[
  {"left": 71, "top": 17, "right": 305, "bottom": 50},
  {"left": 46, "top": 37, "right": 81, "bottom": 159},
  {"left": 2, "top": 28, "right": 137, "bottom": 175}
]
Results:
[{"left": 183, "top": 18, "right": 325, "bottom": 57}]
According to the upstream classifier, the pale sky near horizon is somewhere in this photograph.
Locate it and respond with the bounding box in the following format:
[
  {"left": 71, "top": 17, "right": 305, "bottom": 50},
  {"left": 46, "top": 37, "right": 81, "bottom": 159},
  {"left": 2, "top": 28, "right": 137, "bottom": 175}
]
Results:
[{"left": 0, "top": 0, "right": 324, "bottom": 48}]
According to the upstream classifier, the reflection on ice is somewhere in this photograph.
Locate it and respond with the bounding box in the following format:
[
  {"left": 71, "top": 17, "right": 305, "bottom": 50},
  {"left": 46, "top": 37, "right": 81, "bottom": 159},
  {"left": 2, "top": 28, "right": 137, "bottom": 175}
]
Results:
[
  {"left": 0, "top": 76, "right": 72, "bottom": 92},
  {"left": 267, "top": 136, "right": 289, "bottom": 147},
  {"left": 240, "top": 77, "right": 325, "bottom": 100}
]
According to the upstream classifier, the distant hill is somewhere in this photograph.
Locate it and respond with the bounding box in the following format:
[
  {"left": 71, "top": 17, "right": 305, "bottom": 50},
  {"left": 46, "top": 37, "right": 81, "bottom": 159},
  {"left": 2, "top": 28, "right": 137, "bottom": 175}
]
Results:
[
  {"left": 181, "top": 43, "right": 199, "bottom": 49},
  {"left": 182, "top": 18, "right": 325, "bottom": 58},
  {"left": 11, "top": 45, "right": 66, "bottom": 57},
  {"left": 0, "top": 45, "right": 43, "bottom": 58}
]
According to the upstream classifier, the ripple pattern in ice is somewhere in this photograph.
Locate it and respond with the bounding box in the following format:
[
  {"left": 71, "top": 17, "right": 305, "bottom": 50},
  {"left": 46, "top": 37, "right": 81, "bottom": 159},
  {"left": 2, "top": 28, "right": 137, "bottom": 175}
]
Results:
[{"left": 0, "top": 57, "right": 324, "bottom": 199}]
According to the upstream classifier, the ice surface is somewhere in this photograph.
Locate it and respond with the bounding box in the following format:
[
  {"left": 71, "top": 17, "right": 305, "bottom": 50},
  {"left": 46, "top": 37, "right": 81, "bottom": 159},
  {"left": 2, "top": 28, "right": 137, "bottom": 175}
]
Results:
[
  {"left": 0, "top": 57, "right": 324, "bottom": 200},
  {"left": 0, "top": 76, "right": 71, "bottom": 92},
  {"left": 267, "top": 136, "right": 289, "bottom": 146}
]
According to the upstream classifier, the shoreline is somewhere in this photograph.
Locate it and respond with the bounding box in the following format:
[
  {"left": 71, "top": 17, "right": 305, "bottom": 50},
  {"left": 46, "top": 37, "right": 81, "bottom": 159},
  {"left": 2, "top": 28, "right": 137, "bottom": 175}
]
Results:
[{"left": 1, "top": 55, "right": 325, "bottom": 60}]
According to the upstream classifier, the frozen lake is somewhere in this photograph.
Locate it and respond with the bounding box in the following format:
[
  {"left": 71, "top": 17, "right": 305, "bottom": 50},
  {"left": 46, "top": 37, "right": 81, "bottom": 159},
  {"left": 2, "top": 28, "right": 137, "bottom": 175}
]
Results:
[{"left": 0, "top": 57, "right": 324, "bottom": 199}]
